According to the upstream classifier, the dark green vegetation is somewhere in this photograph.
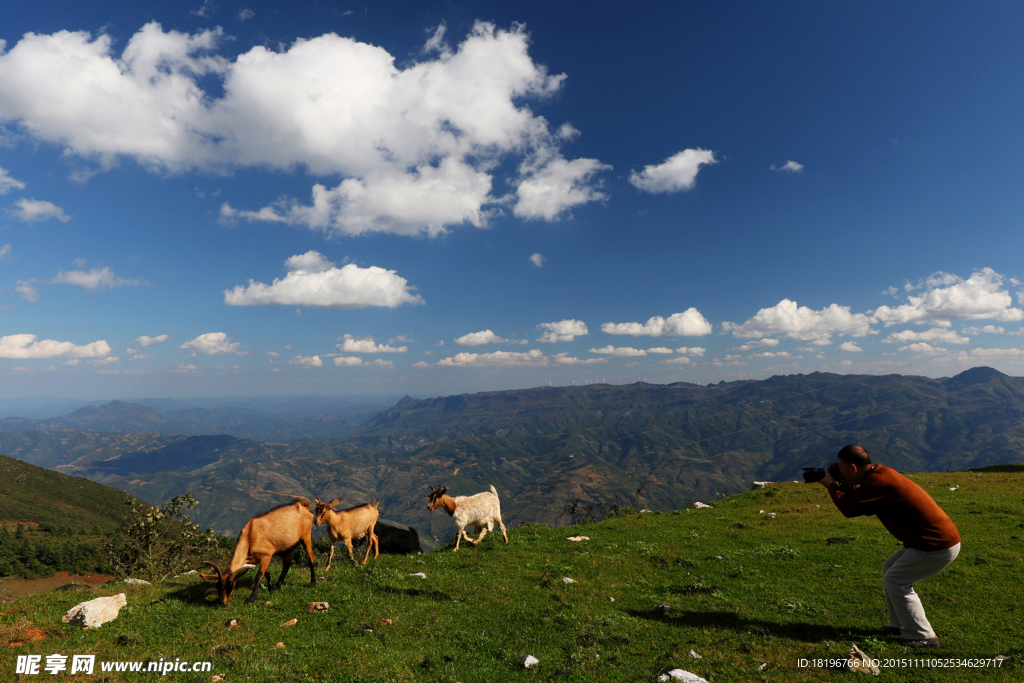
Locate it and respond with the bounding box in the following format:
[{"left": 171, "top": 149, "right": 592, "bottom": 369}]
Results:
[
  {"left": 3, "top": 471, "right": 1020, "bottom": 682},
  {"left": 3, "top": 368, "right": 1024, "bottom": 543},
  {"left": 0, "top": 523, "right": 107, "bottom": 579}
]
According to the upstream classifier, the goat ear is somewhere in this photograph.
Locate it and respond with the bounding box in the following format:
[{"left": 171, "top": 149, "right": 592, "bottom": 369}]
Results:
[
  {"left": 314, "top": 497, "right": 321, "bottom": 506},
  {"left": 328, "top": 498, "right": 342, "bottom": 509},
  {"left": 440, "top": 487, "right": 448, "bottom": 495}
]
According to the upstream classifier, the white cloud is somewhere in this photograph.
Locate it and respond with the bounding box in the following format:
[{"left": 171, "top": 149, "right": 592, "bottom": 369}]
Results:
[
  {"left": 647, "top": 347, "right": 673, "bottom": 354},
  {"left": 771, "top": 160, "right": 803, "bottom": 173},
  {"left": 129, "top": 353, "right": 156, "bottom": 361},
  {"left": 722, "top": 299, "right": 874, "bottom": 341},
  {"left": 224, "top": 251, "right": 423, "bottom": 309},
  {"left": 589, "top": 345, "right": 646, "bottom": 356},
  {"left": 0, "top": 167, "right": 25, "bottom": 194},
  {"left": 529, "top": 253, "right": 545, "bottom": 267},
  {"left": 13, "top": 199, "right": 70, "bottom": 223},
  {"left": 881, "top": 328, "right": 969, "bottom": 345},
  {"left": 0, "top": 22, "right": 607, "bottom": 235},
  {"left": 898, "top": 343, "right": 943, "bottom": 354},
  {"left": 552, "top": 353, "right": 606, "bottom": 365},
  {"left": 601, "top": 308, "right": 712, "bottom": 337},
  {"left": 135, "top": 334, "right": 169, "bottom": 347},
  {"left": 437, "top": 349, "right": 547, "bottom": 366},
  {"left": 514, "top": 155, "right": 610, "bottom": 220},
  {"left": 332, "top": 356, "right": 393, "bottom": 368},
  {"left": 628, "top": 148, "right": 716, "bottom": 193},
  {"left": 412, "top": 361, "right": 430, "bottom": 368},
  {"left": 839, "top": 341, "right": 862, "bottom": 352},
  {"left": 0, "top": 333, "right": 111, "bottom": 359},
  {"left": 179, "top": 332, "right": 242, "bottom": 355},
  {"left": 51, "top": 266, "right": 143, "bottom": 291},
  {"left": 237, "top": 8, "right": 255, "bottom": 20},
  {"left": 956, "top": 347, "right": 1024, "bottom": 360},
  {"left": 664, "top": 356, "right": 690, "bottom": 365},
  {"left": 962, "top": 325, "right": 1005, "bottom": 335},
  {"left": 675, "top": 346, "right": 705, "bottom": 356},
  {"left": 454, "top": 330, "right": 506, "bottom": 346},
  {"left": 873, "top": 268, "right": 1022, "bottom": 327},
  {"left": 536, "top": 319, "right": 587, "bottom": 343},
  {"left": 16, "top": 279, "right": 38, "bottom": 303},
  {"left": 290, "top": 354, "right": 322, "bottom": 367},
  {"left": 170, "top": 362, "right": 201, "bottom": 375},
  {"left": 88, "top": 356, "right": 120, "bottom": 365},
  {"left": 339, "top": 334, "right": 407, "bottom": 353},
  {"left": 0, "top": 244, "right": 11, "bottom": 262},
  {"left": 734, "top": 338, "right": 781, "bottom": 351}
]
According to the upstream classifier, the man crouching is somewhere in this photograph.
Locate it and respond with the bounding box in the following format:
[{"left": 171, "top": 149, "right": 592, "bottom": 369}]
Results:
[{"left": 818, "top": 445, "right": 960, "bottom": 649}]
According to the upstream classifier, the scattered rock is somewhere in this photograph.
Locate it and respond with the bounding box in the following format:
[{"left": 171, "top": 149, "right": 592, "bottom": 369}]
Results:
[
  {"left": 177, "top": 570, "right": 198, "bottom": 576},
  {"left": 280, "top": 618, "right": 297, "bottom": 627},
  {"left": 562, "top": 577, "right": 576, "bottom": 584},
  {"left": 767, "top": 512, "right": 777, "bottom": 519},
  {"left": 224, "top": 618, "right": 240, "bottom": 630},
  {"left": 409, "top": 572, "right": 427, "bottom": 579},
  {"left": 657, "top": 669, "right": 708, "bottom": 682},
  {"left": 759, "top": 510, "right": 765, "bottom": 514},
  {"left": 567, "top": 535, "right": 590, "bottom": 541},
  {"left": 847, "top": 643, "right": 880, "bottom": 675},
  {"left": 688, "top": 650, "right": 702, "bottom": 659},
  {"left": 715, "top": 555, "right": 724, "bottom": 560},
  {"left": 693, "top": 502, "right": 713, "bottom": 509},
  {"left": 519, "top": 655, "right": 539, "bottom": 668},
  {"left": 212, "top": 675, "right": 226, "bottom": 683},
  {"left": 994, "top": 655, "right": 1010, "bottom": 664},
  {"left": 656, "top": 604, "right": 672, "bottom": 613},
  {"left": 62, "top": 593, "right": 127, "bottom": 629},
  {"left": 609, "top": 597, "right": 615, "bottom": 602},
  {"left": 265, "top": 601, "right": 273, "bottom": 607},
  {"left": 750, "top": 481, "right": 773, "bottom": 490},
  {"left": 275, "top": 642, "right": 285, "bottom": 649},
  {"left": 949, "top": 487, "right": 959, "bottom": 491},
  {"left": 305, "top": 602, "right": 329, "bottom": 613},
  {"left": 123, "top": 578, "right": 151, "bottom": 586},
  {"left": 757, "top": 662, "right": 768, "bottom": 672},
  {"left": 381, "top": 618, "right": 393, "bottom": 626}
]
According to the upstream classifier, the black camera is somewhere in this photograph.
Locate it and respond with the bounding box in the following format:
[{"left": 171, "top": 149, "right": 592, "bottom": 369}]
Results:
[{"left": 802, "top": 462, "right": 843, "bottom": 484}]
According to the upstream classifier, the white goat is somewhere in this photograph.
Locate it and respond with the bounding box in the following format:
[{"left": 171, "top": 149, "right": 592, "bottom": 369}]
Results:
[{"left": 427, "top": 485, "right": 509, "bottom": 551}]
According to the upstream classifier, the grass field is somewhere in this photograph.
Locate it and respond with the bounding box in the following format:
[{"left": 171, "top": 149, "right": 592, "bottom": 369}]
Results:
[{"left": 2, "top": 470, "right": 1021, "bottom": 682}]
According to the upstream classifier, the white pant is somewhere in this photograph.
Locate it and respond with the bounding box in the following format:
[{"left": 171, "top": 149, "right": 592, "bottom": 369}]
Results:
[{"left": 883, "top": 542, "right": 960, "bottom": 640}]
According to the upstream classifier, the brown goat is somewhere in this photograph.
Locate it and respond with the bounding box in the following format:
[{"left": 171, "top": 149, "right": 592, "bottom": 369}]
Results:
[
  {"left": 201, "top": 496, "right": 316, "bottom": 605},
  {"left": 314, "top": 497, "right": 380, "bottom": 569}
]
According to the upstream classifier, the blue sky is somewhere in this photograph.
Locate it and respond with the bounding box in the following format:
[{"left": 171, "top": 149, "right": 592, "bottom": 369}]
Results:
[{"left": 1, "top": 0, "right": 1023, "bottom": 399}]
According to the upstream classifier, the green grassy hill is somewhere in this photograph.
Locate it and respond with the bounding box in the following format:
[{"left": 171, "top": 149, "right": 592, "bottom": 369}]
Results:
[
  {"left": 2, "top": 469, "right": 1019, "bottom": 682},
  {"left": 0, "top": 454, "right": 139, "bottom": 533}
]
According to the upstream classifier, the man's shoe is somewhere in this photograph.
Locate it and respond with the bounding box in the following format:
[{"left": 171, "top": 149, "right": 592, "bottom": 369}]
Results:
[
  {"left": 882, "top": 626, "right": 902, "bottom": 636},
  {"left": 901, "top": 636, "right": 940, "bottom": 649}
]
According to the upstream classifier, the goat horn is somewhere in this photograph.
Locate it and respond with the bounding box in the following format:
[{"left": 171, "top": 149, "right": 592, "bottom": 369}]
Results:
[{"left": 204, "top": 561, "right": 224, "bottom": 576}]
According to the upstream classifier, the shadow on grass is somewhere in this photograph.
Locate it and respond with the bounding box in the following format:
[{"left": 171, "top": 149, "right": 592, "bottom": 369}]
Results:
[
  {"left": 165, "top": 582, "right": 222, "bottom": 607},
  {"left": 374, "top": 584, "right": 452, "bottom": 601},
  {"left": 627, "top": 609, "right": 881, "bottom": 642}
]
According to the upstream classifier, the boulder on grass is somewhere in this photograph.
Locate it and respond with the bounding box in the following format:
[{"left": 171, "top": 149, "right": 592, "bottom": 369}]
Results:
[{"left": 62, "top": 593, "right": 127, "bottom": 629}]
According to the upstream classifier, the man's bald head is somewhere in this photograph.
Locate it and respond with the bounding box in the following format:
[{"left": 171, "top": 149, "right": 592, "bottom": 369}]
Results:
[{"left": 838, "top": 444, "right": 871, "bottom": 467}]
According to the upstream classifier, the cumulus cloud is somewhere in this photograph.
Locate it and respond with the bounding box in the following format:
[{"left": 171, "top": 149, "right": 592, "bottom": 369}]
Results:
[
  {"left": 12, "top": 199, "right": 70, "bottom": 223},
  {"left": 552, "top": 353, "right": 606, "bottom": 365},
  {"left": 956, "top": 347, "right": 1024, "bottom": 361},
  {"left": 722, "top": 299, "right": 874, "bottom": 341},
  {"left": 225, "top": 251, "right": 423, "bottom": 309},
  {"left": 135, "top": 334, "right": 169, "bottom": 347},
  {"left": 882, "top": 328, "right": 969, "bottom": 345},
  {"left": 0, "top": 333, "right": 111, "bottom": 359},
  {"left": 899, "top": 343, "right": 942, "bottom": 354},
  {"left": 339, "top": 334, "right": 407, "bottom": 353},
  {"left": 589, "top": 345, "right": 646, "bottom": 356},
  {"left": 0, "top": 244, "right": 11, "bottom": 263},
  {"left": 0, "top": 167, "right": 25, "bottom": 194},
  {"left": 237, "top": 8, "right": 255, "bottom": 20},
  {"left": 675, "top": 346, "right": 705, "bottom": 356},
  {"left": 529, "top": 253, "right": 545, "bottom": 267},
  {"left": 0, "top": 22, "right": 608, "bottom": 235},
  {"left": 734, "top": 339, "right": 780, "bottom": 352},
  {"left": 962, "top": 325, "right": 1005, "bottom": 335},
  {"left": 601, "top": 308, "right": 712, "bottom": 337},
  {"left": 628, "top": 148, "right": 716, "bottom": 193},
  {"left": 333, "top": 356, "right": 393, "bottom": 367},
  {"left": 665, "top": 356, "right": 690, "bottom": 365},
  {"left": 437, "top": 349, "right": 547, "bottom": 366},
  {"left": 536, "top": 319, "right": 587, "bottom": 343},
  {"left": 289, "top": 354, "right": 322, "bottom": 367},
  {"left": 179, "top": 332, "right": 242, "bottom": 355},
  {"left": 771, "top": 160, "right": 803, "bottom": 173},
  {"left": 16, "top": 279, "right": 38, "bottom": 303},
  {"left": 647, "top": 347, "right": 673, "bottom": 354},
  {"left": 839, "top": 341, "right": 863, "bottom": 352},
  {"left": 454, "top": 330, "right": 507, "bottom": 346},
  {"left": 873, "top": 268, "right": 1022, "bottom": 327},
  {"left": 51, "top": 266, "right": 143, "bottom": 291}
]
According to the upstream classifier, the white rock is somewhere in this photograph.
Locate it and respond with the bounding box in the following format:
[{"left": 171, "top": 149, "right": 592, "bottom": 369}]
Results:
[
  {"left": 562, "top": 577, "right": 576, "bottom": 583},
  {"left": 688, "top": 649, "right": 702, "bottom": 659},
  {"left": 847, "top": 643, "right": 880, "bottom": 675},
  {"left": 759, "top": 510, "right": 765, "bottom": 514},
  {"left": 609, "top": 597, "right": 615, "bottom": 602},
  {"left": 123, "top": 578, "right": 151, "bottom": 585},
  {"left": 62, "top": 593, "right": 127, "bottom": 629},
  {"left": 567, "top": 535, "right": 590, "bottom": 541},
  {"left": 767, "top": 512, "right": 777, "bottom": 519},
  {"left": 656, "top": 604, "right": 672, "bottom": 613},
  {"left": 175, "top": 570, "right": 198, "bottom": 577},
  {"left": 693, "top": 502, "right": 712, "bottom": 509},
  {"left": 657, "top": 669, "right": 708, "bottom": 682},
  {"left": 519, "top": 655, "right": 539, "bottom": 668},
  {"left": 409, "top": 572, "right": 427, "bottom": 579},
  {"left": 757, "top": 662, "right": 767, "bottom": 671},
  {"left": 949, "top": 487, "right": 959, "bottom": 491},
  {"left": 750, "top": 481, "right": 773, "bottom": 490}
]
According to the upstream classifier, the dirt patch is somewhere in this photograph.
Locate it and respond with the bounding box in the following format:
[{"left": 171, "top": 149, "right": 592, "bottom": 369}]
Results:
[{"left": 0, "top": 572, "right": 112, "bottom": 599}]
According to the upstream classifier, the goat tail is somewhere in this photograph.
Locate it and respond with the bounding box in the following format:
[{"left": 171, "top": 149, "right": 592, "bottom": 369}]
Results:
[
  {"left": 489, "top": 484, "right": 499, "bottom": 498},
  {"left": 373, "top": 499, "right": 380, "bottom": 508}
]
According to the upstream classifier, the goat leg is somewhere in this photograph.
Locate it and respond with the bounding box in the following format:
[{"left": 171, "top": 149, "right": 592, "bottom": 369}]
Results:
[
  {"left": 302, "top": 535, "right": 317, "bottom": 587},
  {"left": 324, "top": 544, "right": 334, "bottom": 572},
  {"left": 471, "top": 526, "right": 490, "bottom": 545},
  {"left": 498, "top": 518, "right": 509, "bottom": 543},
  {"left": 274, "top": 552, "right": 292, "bottom": 591},
  {"left": 246, "top": 563, "right": 268, "bottom": 604}
]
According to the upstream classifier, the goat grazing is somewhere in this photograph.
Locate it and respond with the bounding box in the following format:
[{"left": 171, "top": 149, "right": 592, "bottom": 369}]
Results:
[
  {"left": 427, "top": 485, "right": 509, "bottom": 551},
  {"left": 201, "top": 496, "right": 316, "bottom": 606},
  {"left": 313, "top": 498, "right": 380, "bottom": 569}
]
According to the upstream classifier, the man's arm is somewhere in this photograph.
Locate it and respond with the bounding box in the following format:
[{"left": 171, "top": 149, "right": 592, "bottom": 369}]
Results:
[{"left": 819, "top": 473, "right": 887, "bottom": 518}]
